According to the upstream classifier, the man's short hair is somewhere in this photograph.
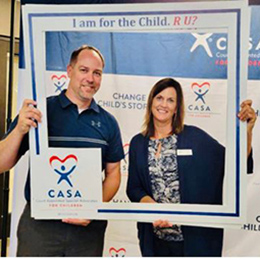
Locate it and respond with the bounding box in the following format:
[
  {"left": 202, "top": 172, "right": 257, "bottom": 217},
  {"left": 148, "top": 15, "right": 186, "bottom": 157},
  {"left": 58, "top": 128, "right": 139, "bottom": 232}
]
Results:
[{"left": 69, "top": 45, "right": 105, "bottom": 68}]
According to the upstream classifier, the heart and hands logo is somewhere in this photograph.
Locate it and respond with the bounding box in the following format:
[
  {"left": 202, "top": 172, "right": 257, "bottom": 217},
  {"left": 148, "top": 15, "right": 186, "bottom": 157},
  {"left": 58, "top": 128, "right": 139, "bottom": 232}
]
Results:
[
  {"left": 191, "top": 82, "right": 210, "bottom": 104},
  {"left": 49, "top": 155, "right": 78, "bottom": 187},
  {"left": 51, "top": 74, "right": 67, "bottom": 92}
]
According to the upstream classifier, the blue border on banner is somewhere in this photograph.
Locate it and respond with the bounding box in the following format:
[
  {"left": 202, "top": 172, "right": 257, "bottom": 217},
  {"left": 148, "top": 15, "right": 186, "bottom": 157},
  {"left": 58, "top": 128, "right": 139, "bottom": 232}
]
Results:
[
  {"left": 28, "top": 8, "right": 241, "bottom": 217},
  {"left": 236, "top": 9, "right": 241, "bottom": 217}
]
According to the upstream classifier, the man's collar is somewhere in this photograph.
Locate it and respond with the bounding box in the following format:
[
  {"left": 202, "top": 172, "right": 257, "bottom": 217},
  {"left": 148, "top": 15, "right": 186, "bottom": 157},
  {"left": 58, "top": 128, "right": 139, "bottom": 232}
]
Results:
[
  {"left": 59, "top": 90, "right": 71, "bottom": 108},
  {"left": 89, "top": 98, "right": 100, "bottom": 113},
  {"left": 58, "top": 90, "right": 100, "bottom": 113}
]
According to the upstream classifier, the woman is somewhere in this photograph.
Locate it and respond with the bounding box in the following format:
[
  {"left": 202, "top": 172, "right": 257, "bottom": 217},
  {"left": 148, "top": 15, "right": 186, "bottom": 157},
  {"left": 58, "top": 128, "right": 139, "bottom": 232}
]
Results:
[{"left": 126, "top": 78, "right": 256, "bottom": 257}]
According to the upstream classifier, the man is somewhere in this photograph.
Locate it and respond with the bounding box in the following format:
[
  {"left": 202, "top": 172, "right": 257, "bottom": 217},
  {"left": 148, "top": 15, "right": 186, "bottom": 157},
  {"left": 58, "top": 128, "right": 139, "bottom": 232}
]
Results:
[{"left": 0, "top": 45, "right": 124, "bottom": 256}]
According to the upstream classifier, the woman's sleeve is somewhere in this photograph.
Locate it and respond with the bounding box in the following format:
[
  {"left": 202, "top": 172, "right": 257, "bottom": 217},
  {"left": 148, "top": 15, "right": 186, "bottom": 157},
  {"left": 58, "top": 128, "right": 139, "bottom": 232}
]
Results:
[{"left": 126, "top": 137, "right": 148, "bottom": 202}]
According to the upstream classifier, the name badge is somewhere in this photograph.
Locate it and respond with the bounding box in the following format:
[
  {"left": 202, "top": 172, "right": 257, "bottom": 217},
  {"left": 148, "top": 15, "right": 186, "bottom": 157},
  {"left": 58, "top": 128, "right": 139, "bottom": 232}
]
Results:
[{"left": 177, "top": 149, "right": 193, "bottom": 156}]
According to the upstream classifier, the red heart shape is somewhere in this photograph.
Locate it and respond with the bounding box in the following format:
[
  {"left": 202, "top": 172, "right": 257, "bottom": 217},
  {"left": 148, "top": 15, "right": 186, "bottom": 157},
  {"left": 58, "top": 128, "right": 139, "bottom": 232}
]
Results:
[
  {"left": 109, "top": 247, "right": 126, "bottom": 257},
  {"left": 49, "top": 154, "right": 77, "bottom": 165},
  {"left": 191, "top": 82, "right": 210, "bottom": 90},
  {"left": 51, "top": 74, "right": 67, "bottom": 87},
  {"left": 49, "top": 155, "right": 78, "bottom": 173},
  {"left": 51, "top": 74, "right": 67, "bottom": 81}
]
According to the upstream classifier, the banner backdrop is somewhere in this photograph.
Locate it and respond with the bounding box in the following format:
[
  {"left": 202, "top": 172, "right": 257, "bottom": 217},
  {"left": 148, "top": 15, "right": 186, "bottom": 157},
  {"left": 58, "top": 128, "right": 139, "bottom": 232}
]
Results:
[
  {"left": 9, "top": 4, "right": 260, "bottom": 257},
  {"left": 222, "top": 6, "right": 260, "bottom": 256}
]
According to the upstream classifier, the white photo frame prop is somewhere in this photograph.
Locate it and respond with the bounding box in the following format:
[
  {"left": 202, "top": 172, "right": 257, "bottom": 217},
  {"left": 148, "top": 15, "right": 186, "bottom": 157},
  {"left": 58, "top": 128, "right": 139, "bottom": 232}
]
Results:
[{"left": 22, "top": 1, "right": 249, "bottom": 227}]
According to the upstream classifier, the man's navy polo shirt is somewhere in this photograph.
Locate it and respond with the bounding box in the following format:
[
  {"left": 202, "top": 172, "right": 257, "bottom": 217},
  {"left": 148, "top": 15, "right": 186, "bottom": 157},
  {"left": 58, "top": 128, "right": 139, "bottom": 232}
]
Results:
[{"left": 6, "top": 90, "right": 124, "bottom": 201}]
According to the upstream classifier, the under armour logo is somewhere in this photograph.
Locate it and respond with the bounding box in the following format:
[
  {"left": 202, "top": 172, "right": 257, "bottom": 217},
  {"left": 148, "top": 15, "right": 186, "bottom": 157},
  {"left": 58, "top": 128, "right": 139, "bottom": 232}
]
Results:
[
  {"left": 91, "top": 120, "right": 101, "bottom": 127},
  {"left": 190, "top": 33, "right": 213, "bottom": 57}
]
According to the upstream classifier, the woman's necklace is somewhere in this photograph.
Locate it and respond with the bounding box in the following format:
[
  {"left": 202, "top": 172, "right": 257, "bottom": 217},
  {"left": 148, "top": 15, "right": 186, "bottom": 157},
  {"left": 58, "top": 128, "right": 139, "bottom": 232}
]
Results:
[
  {"left": 153, "top": 128, "right": 171, "bottom": 159},
  {"left": 155, "top": 140, "right": 162, "bottom": 159}
]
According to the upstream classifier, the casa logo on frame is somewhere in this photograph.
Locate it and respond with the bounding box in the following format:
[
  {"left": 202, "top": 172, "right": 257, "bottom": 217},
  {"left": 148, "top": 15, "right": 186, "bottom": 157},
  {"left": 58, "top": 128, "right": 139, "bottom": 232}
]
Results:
[{"left": 48, "top": 154, "right": 82, "bottom": 199}]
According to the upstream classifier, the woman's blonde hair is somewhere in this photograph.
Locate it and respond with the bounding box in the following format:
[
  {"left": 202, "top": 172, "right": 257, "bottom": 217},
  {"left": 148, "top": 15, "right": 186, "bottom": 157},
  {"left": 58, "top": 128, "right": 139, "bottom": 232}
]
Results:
[{"left": 142, "top": 78, "right": 185, "bottom": 137}]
